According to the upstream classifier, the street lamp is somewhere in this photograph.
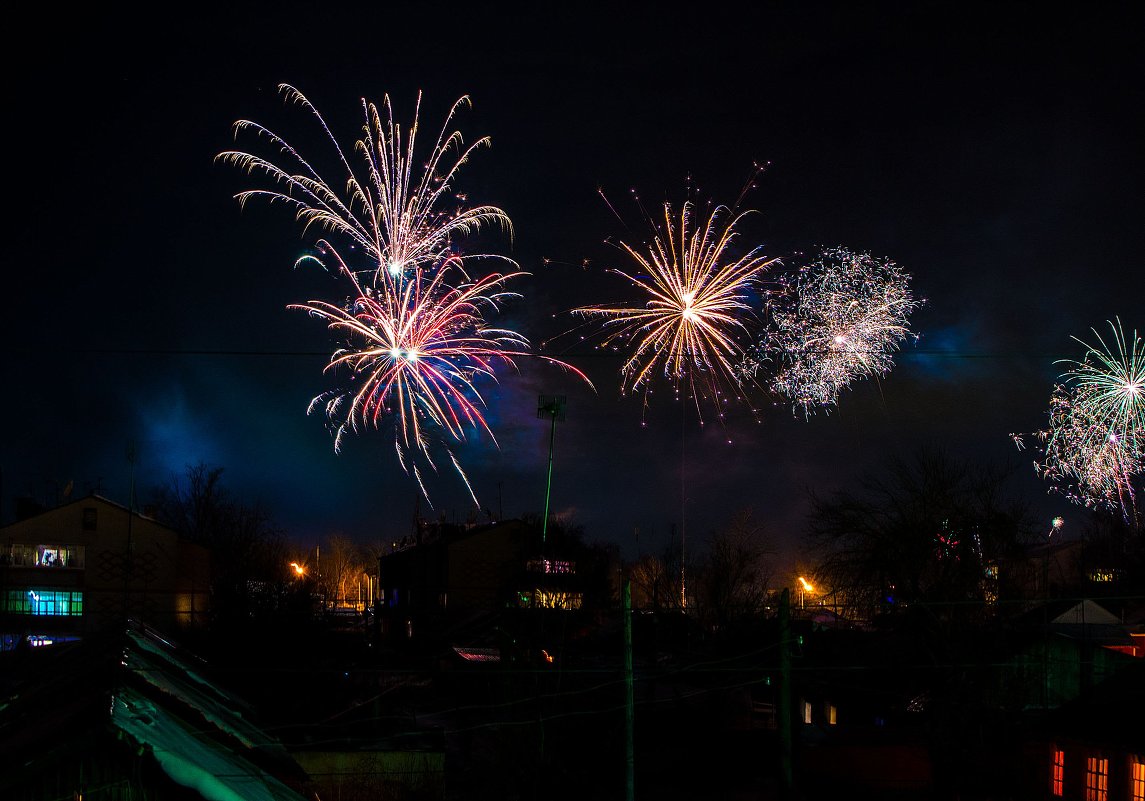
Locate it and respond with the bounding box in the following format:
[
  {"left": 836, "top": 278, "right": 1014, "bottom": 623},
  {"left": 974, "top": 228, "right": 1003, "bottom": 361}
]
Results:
[{"left": 290, "top": 562, "right": 305, "bottom": 578}]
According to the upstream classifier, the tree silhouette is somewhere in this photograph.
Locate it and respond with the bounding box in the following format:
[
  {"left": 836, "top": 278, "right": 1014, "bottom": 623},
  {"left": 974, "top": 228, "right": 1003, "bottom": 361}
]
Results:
[
  {"left": 695, "top": 508, "right": 774, "bottom": 630},
  {"left": 806, "top": 448, "right": 1034, "bottom": 622},
  {"left": 149, "top": 463, "right": 286, "bottom": 622}
]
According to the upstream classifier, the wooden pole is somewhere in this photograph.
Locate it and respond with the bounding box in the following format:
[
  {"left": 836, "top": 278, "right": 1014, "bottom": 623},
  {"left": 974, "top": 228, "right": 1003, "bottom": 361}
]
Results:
[{"left": 624, "top": 578, "right": 635, "bottom": 801}]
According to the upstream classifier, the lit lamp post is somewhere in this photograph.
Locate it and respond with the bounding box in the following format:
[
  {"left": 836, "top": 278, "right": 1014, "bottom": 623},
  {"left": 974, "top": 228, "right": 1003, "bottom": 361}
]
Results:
[
  {"left": 797, "top": 576, "right": 814, "bottom": 610},
  {"left": 290, "top": 562, "right": 305, "bottom": 578}
]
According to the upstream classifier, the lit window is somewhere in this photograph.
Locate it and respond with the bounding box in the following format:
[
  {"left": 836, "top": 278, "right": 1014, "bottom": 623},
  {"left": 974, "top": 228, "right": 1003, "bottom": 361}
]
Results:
[
  {"left": 1051, "top": 749, "right": 1064, "bottom": 796},
  {"left": 526, "top": 559, "right": 576, "bottom": 574},
  {"left": 802, "top": 701, "right": 812, "bottom": 724},
  {"left": 7, "top": 544, "right": 85, "bottom": 568},
  {"left": 520, "top": 589, "right": 583, "bottom": 609},
  {"left": 1131, "top": 759, "right": 1144, "bottom": 801},
  {"left": 1085, "top": 756, "right": 1108, "bottom": 801},
  {"left": 827, "top": 704, "right": 837, "bottom": 725},
  {"left": 3, "top": 589, "right": 84, "bottom": 616},
  {"left": 37, "top": 545, "right": 85, "bottom": 568}
]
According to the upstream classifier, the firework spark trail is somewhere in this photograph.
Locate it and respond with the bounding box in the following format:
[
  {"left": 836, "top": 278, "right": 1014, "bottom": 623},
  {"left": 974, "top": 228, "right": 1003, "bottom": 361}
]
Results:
[
  {"left": 293, "top": 253, "right": 589, "bottom": 505},
  {"left": 1059, "top": 318, "right": 1145, "bottom": 458},
  {"left": 295, "top": 264, "right": 515, "bottom": 504},
  {"left": 573, "top": 200, "right": 775, "bottom": 422},
  {"left": 1016, "top": 318, "right": 1143, "bottom": 525},
  {"left": 1033, "top": 385, "right": 1141, "bottom": 523},
  {"left": 222, "top": 87, "right": 591, "bottom": 504},
  {"left": 218, "top": 84, "right": 514, "bottom": 283},
  {"left": 758, "top": 246, "right": 922, "bottom": 417}
]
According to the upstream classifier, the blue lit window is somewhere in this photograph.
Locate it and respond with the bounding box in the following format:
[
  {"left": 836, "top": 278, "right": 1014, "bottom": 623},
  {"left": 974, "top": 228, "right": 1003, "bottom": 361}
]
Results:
[{"left": 4, "top": 589, "right": 84, "bottom": 616}]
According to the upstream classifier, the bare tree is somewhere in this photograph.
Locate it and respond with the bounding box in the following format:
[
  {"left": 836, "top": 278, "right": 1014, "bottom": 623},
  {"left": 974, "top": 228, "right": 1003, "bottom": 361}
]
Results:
[
  {"left": 696, "top": 508, "right": 774, "bottom": 630},
  {"left": 149, "top": 463, "right": 286, "bottom": 621},
  {"left": 630, "top": 552, "right": 672, "bottom": 611},
  {"left": 807, "top": 448, "right": 1033, "bottom": 622},
  {"left": 320, "top": 532, "right": 366, "bottom": 607}
]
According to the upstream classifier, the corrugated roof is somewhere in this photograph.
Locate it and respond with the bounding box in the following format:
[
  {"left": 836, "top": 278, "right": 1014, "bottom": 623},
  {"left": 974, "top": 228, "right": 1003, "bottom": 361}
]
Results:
[
  {"left": 113, "top": 685, "right": 304, "bottom": 801},
  {"left": 0, "top": 621, "right": 308, "bottom": 800}
]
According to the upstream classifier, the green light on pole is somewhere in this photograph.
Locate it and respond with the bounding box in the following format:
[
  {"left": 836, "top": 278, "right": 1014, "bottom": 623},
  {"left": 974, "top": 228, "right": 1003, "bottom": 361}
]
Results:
[{"left": 537, "top": 395, "right": 566, "bottom": 547}]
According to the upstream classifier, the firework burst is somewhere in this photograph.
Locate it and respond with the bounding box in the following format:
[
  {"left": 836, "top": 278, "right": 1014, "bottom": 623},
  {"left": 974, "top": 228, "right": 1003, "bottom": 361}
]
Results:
[
  {"left": 1020, "top": 319, "right": 1144, "bottom": 524},
  {"left": 222, "top": 87, "right": 589, "bottom": 503},
  {"left": 574, "top": 200, "right": 775, "bottom": 421},
  {"left": 1059, "top": 318, "right": 1145, "bottom": 457},
  {"left": 759, "top": 246, "right": 921, "bottom": 417},
  {"left": 291, "top": 254, "right": 540, "bottom": 504},
  {"left": 218, "top": 84, "right": 513, "bottom": 282}
]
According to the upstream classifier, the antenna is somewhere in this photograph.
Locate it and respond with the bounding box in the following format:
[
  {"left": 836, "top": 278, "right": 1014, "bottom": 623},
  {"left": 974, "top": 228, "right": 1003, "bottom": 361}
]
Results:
[{"left": 537, "top": 395, "right": 567, "bottom": 548}]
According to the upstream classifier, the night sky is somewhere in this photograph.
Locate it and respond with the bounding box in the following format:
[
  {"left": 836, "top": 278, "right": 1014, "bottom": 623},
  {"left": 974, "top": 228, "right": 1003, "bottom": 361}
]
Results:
[{"left": 5, "top": 4, "right": 1143, "bottom": 574}]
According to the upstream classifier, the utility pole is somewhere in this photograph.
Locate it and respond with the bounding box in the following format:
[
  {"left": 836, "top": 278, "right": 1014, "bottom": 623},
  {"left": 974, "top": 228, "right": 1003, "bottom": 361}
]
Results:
[
  {"left": 1042, "top": 517, "right": 1062, "bottom": 708},
  {"left": 537, "top": 395, "right": 566, "bottom": 548},
  {"left": 624, "top": 577, "right": 635, "bottom": 801},
  {"left": 779, "top": 588, "right": 793, "bottom": 797}
]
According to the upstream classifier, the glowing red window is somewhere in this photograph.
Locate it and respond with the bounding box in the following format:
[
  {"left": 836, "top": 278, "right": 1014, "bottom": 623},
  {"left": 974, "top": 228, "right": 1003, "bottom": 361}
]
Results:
[
  {"left": 1051, "top": 749, "right": 1063, "bottom": 797},
  {"left": 1085, "top": 756, "right": 1108, "bottom": 801}
]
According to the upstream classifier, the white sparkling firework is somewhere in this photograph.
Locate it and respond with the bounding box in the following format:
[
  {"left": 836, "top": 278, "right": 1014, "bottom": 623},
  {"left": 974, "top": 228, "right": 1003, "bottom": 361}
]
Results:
[
  {"left": 761, "top": 246, "right": 921, "bottom": 416},
  {"left": 574, "top": 200, "right": 775, "bottom": 421}
]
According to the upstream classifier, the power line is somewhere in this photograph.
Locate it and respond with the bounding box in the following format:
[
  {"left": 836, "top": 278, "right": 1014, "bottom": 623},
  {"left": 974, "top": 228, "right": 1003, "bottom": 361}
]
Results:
[{"left": 0, "top": 345, "right": 1077, "bottom": 360}]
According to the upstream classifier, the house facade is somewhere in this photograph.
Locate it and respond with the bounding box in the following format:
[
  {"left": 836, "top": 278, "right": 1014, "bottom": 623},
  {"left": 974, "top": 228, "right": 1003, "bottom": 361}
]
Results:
[{"left": 0, "top": 495, "right": 209, "bottom": 644}]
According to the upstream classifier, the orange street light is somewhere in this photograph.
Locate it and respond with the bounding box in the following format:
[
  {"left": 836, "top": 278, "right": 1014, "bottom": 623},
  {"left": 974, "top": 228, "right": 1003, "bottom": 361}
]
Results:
[{"left": 290, "top": 562, "right": 305, "bottom": 577}]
